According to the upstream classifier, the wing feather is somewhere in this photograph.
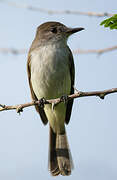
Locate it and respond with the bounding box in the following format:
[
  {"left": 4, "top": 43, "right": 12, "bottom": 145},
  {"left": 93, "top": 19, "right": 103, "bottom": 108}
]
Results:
[
  {"left": 65, "top": 47, "right": 75, "bottom": 124},
  {"left": 27, "top": 54, "right": 48, "bottom": 125}
]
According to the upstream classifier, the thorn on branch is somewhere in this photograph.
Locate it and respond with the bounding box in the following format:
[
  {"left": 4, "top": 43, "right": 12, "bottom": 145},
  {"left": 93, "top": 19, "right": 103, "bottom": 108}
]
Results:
[
  {"left": 16, "top": 105, "right": 23, "bottom": 114},
  {"left": 99, "top": 94, "right": 105, "bottom": 99},
  {"left": 73, "top": 86, "right": 79, "bottom": 93},
  {"left": 0, "top": 104, "right": 6, "bottom": 108}
]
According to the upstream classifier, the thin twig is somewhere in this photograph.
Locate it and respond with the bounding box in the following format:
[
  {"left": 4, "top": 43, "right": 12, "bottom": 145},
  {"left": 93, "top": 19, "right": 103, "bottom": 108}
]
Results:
[
  {"left": 2, "top": 1, "right": 113, "bottom": 17},
  {"left": 0, "top": 45, "right": 117, "bottom": 55},
  {"left": 0, "top": 88, "right": 117, "bottom": 113},
  {"left": 73, "top": 45, "right": 117, "bottom": 55},
  {"left": 0, "top": 48, "right": 27, "bottom": 55}
]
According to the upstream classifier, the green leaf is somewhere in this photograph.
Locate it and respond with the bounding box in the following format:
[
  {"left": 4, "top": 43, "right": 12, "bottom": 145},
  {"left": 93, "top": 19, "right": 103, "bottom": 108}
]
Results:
[
  {"left": 100, "top": 14, "right": 117, "bottom": 30},
  {"left": 100, "top": 19, "right": 107, "bottom": 25},
  {"left": 104, "top": 20, "right": 113, "bottom": 27},
  {"left": 110, "top": 22, "right": 117, "bottom": 29}
]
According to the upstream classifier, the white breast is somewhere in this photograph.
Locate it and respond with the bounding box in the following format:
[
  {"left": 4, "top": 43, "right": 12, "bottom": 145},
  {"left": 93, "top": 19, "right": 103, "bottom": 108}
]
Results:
[{"left": 30, "top": 43, "right": 71, "bottom": 99}]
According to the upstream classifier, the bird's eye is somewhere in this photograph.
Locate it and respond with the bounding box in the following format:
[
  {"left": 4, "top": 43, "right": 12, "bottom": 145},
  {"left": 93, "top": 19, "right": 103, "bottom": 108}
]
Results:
[{"left": 50, "top": 27, "right": 57, "bottom": 33}]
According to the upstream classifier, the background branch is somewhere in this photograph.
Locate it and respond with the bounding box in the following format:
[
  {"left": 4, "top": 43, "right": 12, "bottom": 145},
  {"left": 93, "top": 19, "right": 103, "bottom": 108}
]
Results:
[
  {"left": 0, "top": 45, "right": 117, "bottom": 55},
  {"left": 73, "top": 45, "right": 117, "bottom": 55},
  {"left": 0, "top": 48, "right": 27, "bottom": 55},
  {"left": 0, "top": 88, "right": 117, "bottom": 113},
  {"left": 2, "top": 1, "right": 113, "bottom": 17}
]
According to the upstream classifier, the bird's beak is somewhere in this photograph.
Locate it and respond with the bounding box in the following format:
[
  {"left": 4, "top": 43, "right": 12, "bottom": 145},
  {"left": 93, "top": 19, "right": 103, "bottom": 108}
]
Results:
[{"left": 66, "top": 27, "right": 84, "bottom": 36}]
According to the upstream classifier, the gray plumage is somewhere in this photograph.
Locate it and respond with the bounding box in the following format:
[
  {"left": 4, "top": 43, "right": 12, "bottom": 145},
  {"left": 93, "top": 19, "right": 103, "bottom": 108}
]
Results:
[{"left": 27, "top": 21, "right": 84, "bottom": 176}]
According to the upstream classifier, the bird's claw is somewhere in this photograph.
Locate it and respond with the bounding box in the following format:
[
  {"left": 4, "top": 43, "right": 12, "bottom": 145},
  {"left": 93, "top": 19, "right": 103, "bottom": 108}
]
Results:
[
  {"left": 39, "top": 97, "right": 46, "bottom": 108},
  {"left": 60, "top": 94, "right": 68, "bottom": 104}
]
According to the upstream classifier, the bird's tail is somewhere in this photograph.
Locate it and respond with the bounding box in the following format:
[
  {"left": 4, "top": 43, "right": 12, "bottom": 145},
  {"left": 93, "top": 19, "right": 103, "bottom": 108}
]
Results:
[{"left": 49, "top": 125, "right": 73, "bottom": 176}]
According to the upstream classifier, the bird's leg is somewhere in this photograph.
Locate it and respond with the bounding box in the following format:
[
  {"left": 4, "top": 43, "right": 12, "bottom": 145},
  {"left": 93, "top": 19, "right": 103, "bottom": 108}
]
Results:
[
  {"left": 60, "top": 94, "right": 69, "bottom": 105},
  {"left": 39, "top": 97, "right": 46, "bottom": 108}
]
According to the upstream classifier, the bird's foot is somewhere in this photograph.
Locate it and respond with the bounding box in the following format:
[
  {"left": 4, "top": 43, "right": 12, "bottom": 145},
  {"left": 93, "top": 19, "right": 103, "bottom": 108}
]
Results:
[
  {"left": 39, "top": 97, "right": 46, "bottom": 108},
  {"left": 60, "top": 94, "right": 68, "bottom": 105}
]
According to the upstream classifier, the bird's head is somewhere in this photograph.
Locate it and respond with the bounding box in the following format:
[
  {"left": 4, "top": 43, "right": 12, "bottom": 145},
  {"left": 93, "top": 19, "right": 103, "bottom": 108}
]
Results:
[{"left": 35, "top": 21, "right": 84, "bottom": 44}]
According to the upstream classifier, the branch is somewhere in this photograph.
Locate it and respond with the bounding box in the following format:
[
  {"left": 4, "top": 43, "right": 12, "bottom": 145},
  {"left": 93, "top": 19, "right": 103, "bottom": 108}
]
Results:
[
  {"left": 0, "top": 45, "right": 117, "bottom": 55},
  {"left": 0, "top": 48, "right": 27, "bottom": 55},
  {"left": 2, "top": 1, "right": 113, "bottom": 17},
  {"left": 0, "top": 88, "right": 117, "bottom": 113},
  {"left": 73, "top": 45, "right": 117, "bottom": 55}
]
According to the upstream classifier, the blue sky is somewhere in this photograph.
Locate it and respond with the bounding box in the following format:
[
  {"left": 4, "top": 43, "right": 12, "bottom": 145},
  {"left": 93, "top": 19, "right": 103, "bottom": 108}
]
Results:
[{"left": 0, "top": 0, "right": 117, "bottom": 180}]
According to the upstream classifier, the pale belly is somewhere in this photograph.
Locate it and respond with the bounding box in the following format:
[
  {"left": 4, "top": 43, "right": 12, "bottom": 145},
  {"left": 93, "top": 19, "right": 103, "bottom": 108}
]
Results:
[
  {"left": 30, "top": 45, "right": 71, "bottom": 133},
  {"left": 30, "top": 45, "right": 71, "bottom": 100}
]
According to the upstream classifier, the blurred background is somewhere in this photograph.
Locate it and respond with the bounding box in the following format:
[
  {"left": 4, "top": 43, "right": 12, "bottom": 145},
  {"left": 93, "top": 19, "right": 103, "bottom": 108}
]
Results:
[{"left": 0, "top": 0, "right": 117, "bottom": 180}]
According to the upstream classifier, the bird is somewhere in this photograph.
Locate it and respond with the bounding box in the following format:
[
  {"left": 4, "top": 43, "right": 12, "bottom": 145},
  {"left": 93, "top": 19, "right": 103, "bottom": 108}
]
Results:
[{"left": 27, "top": 21, "right": 84, "bottom": 176}]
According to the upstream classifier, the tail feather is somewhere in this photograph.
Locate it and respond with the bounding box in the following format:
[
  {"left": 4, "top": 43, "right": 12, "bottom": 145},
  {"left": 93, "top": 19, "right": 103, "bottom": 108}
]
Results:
[
  {"left": 56, "top": 134, "right": 72, "bottom": 176},
  {"left": 49, "top": 126, "right": 60, "bottom": 176},
  {"left": 49, "top": 126, "right": 73, "bottom": 176}
]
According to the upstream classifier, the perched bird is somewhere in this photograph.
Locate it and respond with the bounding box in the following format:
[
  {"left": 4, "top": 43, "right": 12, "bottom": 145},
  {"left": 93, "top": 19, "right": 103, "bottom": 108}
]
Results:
[{"left": 27, "top": 21, "right": 84, "bottom": 176}]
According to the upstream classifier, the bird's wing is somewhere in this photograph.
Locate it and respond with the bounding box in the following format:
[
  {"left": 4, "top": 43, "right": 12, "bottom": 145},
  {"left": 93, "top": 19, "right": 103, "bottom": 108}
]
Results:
[
  {"left": 65, "top": 47, "right": 75, "bottom": 124},
  {"left": 27, "top": 54, "right": 48, "bottom": 125}
]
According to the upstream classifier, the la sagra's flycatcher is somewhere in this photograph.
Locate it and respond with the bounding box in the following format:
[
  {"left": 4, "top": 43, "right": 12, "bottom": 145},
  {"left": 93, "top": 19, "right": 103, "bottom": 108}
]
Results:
[{"left": 27, "top": 21, "right": 84, "bottom": 176}]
